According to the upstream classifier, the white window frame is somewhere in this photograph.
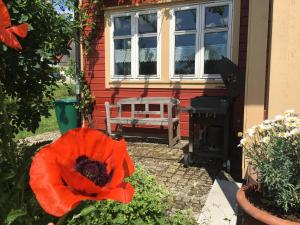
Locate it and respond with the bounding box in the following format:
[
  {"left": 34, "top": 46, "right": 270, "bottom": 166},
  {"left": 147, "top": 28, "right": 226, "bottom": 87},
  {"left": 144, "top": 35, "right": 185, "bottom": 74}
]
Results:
[
  {"left": 110, "top": 12, "right": 134, "bottom": 80},
  {"left": 169, "top": 5, "right": 200, "bottom": 79},
  {"left": 170, "top": 1, "right": 233, "bottom": 80},
  {"left": 110, "top": 10, "right": 161, "bottom": 80}
]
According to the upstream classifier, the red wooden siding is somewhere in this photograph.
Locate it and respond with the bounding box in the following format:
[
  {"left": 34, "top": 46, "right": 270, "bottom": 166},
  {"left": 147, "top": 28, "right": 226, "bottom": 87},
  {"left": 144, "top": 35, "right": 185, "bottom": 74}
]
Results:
[{"left": 84, "top": 0, "right": 249, "bottom": 139}]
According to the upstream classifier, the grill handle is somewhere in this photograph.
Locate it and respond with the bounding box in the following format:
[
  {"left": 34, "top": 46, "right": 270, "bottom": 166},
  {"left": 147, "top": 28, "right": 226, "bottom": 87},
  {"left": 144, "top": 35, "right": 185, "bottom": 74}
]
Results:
[{"left": 181, "top": 106, "right": 195, "bottom": 113}]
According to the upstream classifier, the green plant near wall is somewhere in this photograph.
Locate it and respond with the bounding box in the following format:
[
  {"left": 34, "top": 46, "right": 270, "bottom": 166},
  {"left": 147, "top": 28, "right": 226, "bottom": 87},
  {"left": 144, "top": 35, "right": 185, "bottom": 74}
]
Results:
[{"left": 62, "top": 59, "right": 95, "bottom": 120}]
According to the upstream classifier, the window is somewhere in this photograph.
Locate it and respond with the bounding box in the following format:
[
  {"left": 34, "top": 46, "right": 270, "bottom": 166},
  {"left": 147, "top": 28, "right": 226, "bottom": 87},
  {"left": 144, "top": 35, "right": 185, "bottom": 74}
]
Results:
[
  {"left": 111, "top": 11, "right": 160, "bottom": 80},
  {"left": 174, "top": 8, "right": 198, "bottom": 78},
  {"left": 171, "top": 2, "right": 232, "bottom": 79},
  {"left": 113, "top": 16, "right": 132, "bottom": 77}
]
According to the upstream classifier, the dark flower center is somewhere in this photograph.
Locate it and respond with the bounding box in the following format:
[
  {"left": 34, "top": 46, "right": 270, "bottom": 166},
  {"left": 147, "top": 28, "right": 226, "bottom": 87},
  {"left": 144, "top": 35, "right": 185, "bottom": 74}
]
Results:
[{"left": 76, "top": 156, "right": 112, "bottom": 187}]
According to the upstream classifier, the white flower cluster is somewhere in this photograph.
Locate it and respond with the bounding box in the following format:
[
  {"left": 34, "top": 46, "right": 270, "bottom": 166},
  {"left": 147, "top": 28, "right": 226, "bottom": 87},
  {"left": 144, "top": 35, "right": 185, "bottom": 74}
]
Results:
[{"left": 239, "top": 110, "right": 300, "bottom": 149}]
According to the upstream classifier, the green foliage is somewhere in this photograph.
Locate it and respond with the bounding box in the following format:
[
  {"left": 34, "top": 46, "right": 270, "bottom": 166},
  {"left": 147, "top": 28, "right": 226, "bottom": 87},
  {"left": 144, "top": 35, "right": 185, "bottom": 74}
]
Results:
[
  {"left": 66, "top": 166, "right": 197, "bottom": 225},
  {"left": 62, "top": 59, "right": 95, "bottom": 118},
  {"left": 0, "top": 142, "right": 56, "bottom": 225},
  {"left": 170, "top": 210, "right": 197, "bottom": 225},
  {"left": 240, "top": 110, "right": 300, "bottom": 212},
  {"left": 53, "top": 84, "right": 76, "bottom": 100},
  {"left": 4, "top": 209, "right": 27, "bottom": 225},
  {"left": 15, "top": 109, "right": 58, "bottom": 139},
  {"left": 0, "top": 0, "right": 78, "bottom": 135},
  {"left": 0, "top": 1, "right": 81, "bottom": 224}
]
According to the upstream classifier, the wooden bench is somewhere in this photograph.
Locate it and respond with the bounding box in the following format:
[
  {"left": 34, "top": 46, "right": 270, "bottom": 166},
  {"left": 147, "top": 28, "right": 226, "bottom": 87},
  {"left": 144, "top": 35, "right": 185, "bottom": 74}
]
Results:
[{"left": 105, "top": 97, "right": 181, "bottom": 147}]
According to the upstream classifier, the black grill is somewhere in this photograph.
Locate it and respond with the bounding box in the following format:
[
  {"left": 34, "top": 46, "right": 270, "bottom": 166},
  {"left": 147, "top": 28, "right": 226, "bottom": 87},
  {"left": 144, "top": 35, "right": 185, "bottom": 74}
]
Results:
[{"left": 183, "top": 57, "right": 244, "bottom": 170}]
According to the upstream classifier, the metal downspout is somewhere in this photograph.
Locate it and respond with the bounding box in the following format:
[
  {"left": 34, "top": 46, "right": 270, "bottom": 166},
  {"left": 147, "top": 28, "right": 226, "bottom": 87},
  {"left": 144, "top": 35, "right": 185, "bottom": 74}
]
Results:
[
  {"left": 264, "top": 0, "right": 273, "bottom": 120},
  {"left": 75, "top": 0, "right": 82, "bottom": 127}
]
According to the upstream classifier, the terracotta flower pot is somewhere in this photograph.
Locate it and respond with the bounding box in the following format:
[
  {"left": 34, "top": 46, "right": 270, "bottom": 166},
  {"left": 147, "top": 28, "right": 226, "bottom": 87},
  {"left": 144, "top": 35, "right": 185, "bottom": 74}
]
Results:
[{"left": 236, "top": 185, "right": 300, "bottom": 225}]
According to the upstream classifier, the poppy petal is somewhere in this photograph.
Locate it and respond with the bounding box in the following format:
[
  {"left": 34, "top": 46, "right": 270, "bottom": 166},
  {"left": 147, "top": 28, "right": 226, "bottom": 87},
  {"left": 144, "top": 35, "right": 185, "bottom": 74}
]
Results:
[
  {"left": 0, "top": 29, "right": 22, "bottom": 50},
  {"left": 106, "top": 139, "right": 135, "bottom": 188},
  {"left": 95, "top": 182, "right": 134, "bottom": 203},
  {"left": 29, "top": 147, "right": 86, "bottom": 217},
  {"left": 106, "top": 138, "right": 127, "bottom": 169},
  {"left": 0, "top": 0, "right": 11, "bottom": 28},
  {"left": 106, "top": 167, "right": 125, "bottom": 188},
  {"left": 76, "top": 128, "right": 116, "bottom": 162},
  {"left": 123, "top": 150, "right": 134, "bottom": 177},
  {"left": 48, "top": 129, "right": 83, "bottom": 164},
  {"left": 9, "top": 23, "right": 29, "bottom": 38},
  {"left": 51, "top": 128, "right": 115, "bottom": 164}
]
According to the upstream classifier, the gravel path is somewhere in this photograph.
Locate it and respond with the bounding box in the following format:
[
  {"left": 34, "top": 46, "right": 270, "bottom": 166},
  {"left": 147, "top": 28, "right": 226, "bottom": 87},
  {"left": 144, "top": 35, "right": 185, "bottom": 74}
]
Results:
[
  {"left": 23, "top": 130, "right": 60, "bottom": 145},
  {"left": 26, "top": 131, "right": 221, "bottom": 218}
]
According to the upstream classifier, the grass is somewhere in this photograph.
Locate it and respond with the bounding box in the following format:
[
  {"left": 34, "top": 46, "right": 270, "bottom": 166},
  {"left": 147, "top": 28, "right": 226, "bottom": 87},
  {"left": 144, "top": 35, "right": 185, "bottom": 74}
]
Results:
[
  {"left": 16, "top": 109, "right": 59, "bottom": 140},
  {"left": 53, "top": 82, "right": 76, "bottom": 99},
  {"left": 15, "top": 84, "right": 76, "bottom": 140}
]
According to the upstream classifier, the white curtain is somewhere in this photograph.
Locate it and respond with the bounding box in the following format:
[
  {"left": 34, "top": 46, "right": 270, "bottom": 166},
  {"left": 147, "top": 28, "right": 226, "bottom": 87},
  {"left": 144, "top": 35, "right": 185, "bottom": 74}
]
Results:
[
  {"left": 139, "top": 48, "right": 157, "bottom": 62},
  {"left": 115, "top": 49, "right": 131, "bottom": 63},
  {"left": 175, "top": 46, "right": 195, "bottom": 61}
]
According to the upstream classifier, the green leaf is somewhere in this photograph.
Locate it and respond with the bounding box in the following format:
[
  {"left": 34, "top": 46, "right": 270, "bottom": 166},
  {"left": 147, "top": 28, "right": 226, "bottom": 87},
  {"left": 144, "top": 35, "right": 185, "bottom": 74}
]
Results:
[
  {"left": 12, "top": 8, "right": 19, "bottom": 14},
  {"left": 1, "top": 170, "right": 16, "bottom": 181},
  {"left": 72, "top": 205, "right": 97, "bottom": 219},
  {"left": 5, "top": 209, "right": 27, "bottom": 225},
  {"left": 20, "top": 14, "right": 29, "bottom": 22}
]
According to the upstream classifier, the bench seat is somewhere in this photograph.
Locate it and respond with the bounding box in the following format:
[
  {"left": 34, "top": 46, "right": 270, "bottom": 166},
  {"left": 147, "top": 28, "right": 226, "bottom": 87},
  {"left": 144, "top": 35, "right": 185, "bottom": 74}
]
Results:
[
  {"left": 110, "top": 117, "right": 179, "bottom": 126},
  {"left": 105, "top": 97, "right": 181, "bottom": 147}
]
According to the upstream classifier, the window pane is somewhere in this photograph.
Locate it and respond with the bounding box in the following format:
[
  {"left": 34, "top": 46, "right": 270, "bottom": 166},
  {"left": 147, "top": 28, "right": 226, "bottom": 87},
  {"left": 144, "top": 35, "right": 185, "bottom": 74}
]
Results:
[
  {"left": 114, "top": 39, "right": 131, "bottom": 75},
  {"left": 204, "top": 32, "right": 228, "bottom": 74},
  {"left": 205, "top": 5, "right": 229, "bottom": 28},
  {"left": 175, "top": 9, "right": 196, "bottom": 31},
  {"left": 114, "top": 16, "right": 131, "bottom": 36},
  {"left": 139, "top": 37, "right": 157, "bottom": 75},
  {"left": 139, "top": 13, "right": 157, "bottom": 34},
  {"left": 175, "top": 34, "right": 195, "bottom": 75}
]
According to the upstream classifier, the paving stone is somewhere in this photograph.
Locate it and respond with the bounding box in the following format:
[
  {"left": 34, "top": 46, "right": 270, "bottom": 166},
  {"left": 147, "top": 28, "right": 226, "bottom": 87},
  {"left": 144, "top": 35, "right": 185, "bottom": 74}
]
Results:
[
  {"left": 175, "top": 171, "right": 185, "bottom": 176},
  {"left": 126, "top": 140, "right": 222, "bottom": 218}
]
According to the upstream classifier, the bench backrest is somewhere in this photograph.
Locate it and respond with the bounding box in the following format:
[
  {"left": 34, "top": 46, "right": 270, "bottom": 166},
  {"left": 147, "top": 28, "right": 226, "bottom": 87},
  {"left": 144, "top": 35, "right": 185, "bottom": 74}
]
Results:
[
  {"left": 117, "top": 97, "right": 179, "bottom": 105},
  {"left": 116, "top": 97, "right": 179, "bottom": 119}
]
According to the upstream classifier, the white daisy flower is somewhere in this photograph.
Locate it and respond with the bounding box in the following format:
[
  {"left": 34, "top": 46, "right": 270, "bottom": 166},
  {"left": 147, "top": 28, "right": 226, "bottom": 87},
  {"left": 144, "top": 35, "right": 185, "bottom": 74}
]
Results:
[
  {"left": 238, "top": 138, "right": 249, "bottom": 147},
  {"left": 262, "top": 136, "right": 270, "bottom": 144},
  {"left": 290, "top": 128, "right": 300, "bottom": 135},
  {"left": 274, "top": 115, "right": 284, "bottom": 121}
]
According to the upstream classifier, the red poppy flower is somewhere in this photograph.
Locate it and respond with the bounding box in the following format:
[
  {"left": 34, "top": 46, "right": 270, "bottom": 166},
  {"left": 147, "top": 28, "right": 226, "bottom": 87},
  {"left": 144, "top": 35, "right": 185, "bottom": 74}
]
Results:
[
  {"left": 0, "top": 0, "right": 29, "bottom": 50},
  {"left": 29, "top": 128, "right": 135, "bottom": 217}
]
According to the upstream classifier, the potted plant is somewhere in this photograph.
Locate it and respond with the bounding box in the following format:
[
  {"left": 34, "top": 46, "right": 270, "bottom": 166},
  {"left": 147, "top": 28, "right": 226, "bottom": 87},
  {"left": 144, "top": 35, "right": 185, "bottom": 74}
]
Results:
[{"left": 237, "top": 110, "right": 300, "bottom": 225}]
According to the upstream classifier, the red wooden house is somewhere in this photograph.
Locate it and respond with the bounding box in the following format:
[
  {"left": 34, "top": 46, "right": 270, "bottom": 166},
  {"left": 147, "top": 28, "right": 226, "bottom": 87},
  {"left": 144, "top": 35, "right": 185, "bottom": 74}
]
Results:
[
  {"left": 83, "top": 0, "right": 295, "bottom": 177},
  {"left": 82, "top": 0, "right": 249, "bottom": 175},
  {"left": 84, "top": 0, "right": 247, "bottom": 130}
]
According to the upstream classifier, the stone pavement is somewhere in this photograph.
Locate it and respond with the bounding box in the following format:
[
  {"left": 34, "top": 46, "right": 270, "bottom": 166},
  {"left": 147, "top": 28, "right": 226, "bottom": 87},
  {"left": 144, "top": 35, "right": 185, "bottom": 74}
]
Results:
[{"left": 126, "top": 140, "right": 222, "bottom": 219}]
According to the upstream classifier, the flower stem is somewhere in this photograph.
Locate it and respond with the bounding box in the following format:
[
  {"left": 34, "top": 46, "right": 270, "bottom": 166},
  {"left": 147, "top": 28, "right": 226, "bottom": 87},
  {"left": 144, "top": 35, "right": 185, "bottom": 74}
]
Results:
[{"left": 56, "top": 214, "right": 68, "bottom": 225}]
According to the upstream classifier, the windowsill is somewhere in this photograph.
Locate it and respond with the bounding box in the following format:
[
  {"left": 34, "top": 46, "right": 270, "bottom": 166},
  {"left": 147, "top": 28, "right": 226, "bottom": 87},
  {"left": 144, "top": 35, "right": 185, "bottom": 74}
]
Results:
[
  {"left": 107, "top": 79, "right": 225, "bottom": 89},
  {"left": 104, "top": 0, "right": 198, "bottom": 11}
]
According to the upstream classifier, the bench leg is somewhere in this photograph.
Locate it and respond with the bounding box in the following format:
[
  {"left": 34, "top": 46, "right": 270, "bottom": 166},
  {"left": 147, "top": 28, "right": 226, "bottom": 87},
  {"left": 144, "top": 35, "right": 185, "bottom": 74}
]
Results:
[
  {"left": 106, "top": 120, "right": 112, "bottom": 135},
  {"left": 105, "top": 102, "right": 112, "bottom": 135},
  {"left": 168, "top": 122, "right": 174, "bottom": 148},
  {"left": 176, "top": 121, "right": 181, "bottom": 141},
  {"left": 116, "top": 124, "right": 124, "bottom": 136}
]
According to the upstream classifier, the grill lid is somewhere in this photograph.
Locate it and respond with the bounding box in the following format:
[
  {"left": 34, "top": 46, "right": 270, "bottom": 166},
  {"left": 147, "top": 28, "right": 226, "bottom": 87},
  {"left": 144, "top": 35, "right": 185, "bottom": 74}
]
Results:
[{"left": 183, "top": 96, "right": 230, "bottom": 114}]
